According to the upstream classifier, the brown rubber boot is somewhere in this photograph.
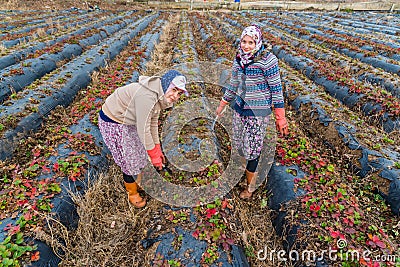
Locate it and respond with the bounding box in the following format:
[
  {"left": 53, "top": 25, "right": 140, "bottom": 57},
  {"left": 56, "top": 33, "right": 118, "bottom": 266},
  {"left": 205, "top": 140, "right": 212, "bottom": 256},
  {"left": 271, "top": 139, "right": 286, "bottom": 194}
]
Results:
[
  {"left": 239, "top": 170, "right": 257, "bottom": 199},
  {"left": 136, "top": 173, "right": 143, "bottom": 191},
  {"left": 124, "top": 182, "right": 146, "bottom": 208}
]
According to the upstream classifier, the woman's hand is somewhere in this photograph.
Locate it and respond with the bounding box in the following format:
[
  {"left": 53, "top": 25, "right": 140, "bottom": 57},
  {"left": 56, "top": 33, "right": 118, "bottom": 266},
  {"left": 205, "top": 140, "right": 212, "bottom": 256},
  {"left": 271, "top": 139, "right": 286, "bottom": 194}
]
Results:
[
  {"left": 147, "top": 144, "right": 164, "bottom": 170},
  {"left": 216, "top": 99, "right": 228, "bottom": 116},
  {"left": 273, "top": 108, "right": 289, "bottom": 136},
  {"left": 154, "top": 143, "right": 166, "bottom": 164}
]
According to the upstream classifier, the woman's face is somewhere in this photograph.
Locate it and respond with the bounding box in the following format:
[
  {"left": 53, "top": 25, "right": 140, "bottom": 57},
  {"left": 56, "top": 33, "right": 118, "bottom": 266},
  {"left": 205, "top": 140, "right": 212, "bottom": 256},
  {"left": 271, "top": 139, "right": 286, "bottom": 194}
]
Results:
[
  {"left": 240, "top": 35, "right": 256, "bottom": 53},
  {"left": 164, "top": 87, "right": 184, "bottom": 103}
]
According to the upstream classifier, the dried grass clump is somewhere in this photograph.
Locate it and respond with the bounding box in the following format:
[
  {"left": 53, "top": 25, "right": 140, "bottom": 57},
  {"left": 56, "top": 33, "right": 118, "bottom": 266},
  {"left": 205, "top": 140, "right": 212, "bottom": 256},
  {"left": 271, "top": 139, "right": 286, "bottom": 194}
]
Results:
[
  {"left": 41, "top": 165, "right": 290, "bottom": 266},
  {"left": 46, "top": 165, "right": 160, "bottom": 267},
  {"left": 232, "top": 188, "right": 295, "bottom": 267},
  {"left": 145, "top": 13, "right": 180, "bottom": 76}
]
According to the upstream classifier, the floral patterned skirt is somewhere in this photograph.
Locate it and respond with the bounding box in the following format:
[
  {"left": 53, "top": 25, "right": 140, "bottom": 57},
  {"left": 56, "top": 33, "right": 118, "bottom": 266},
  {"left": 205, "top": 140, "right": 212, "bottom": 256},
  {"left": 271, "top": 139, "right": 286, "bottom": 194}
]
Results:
[
  {"left": 98, "top": 116, "right": 147, "bottom": 176},
  {"left": 232, "top": 111, "right": 270, "bottom": 161}
]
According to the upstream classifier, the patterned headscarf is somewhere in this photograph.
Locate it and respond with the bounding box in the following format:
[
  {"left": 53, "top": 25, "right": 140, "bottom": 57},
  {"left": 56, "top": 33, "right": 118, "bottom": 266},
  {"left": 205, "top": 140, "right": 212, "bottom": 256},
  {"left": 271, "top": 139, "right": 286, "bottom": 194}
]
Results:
[{"left": 238, "top": 25, "right": 263, "bottom": 65}]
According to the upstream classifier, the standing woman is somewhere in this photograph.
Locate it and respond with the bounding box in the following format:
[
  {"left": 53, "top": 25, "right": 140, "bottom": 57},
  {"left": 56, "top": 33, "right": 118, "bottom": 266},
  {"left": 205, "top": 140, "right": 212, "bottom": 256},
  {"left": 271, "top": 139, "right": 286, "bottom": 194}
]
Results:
[
  {"left": 216, "top": 25, "right": 289, "bottom": 199},
  {"left": 98, "top": 70, "right": 188, "bottom": 208}
]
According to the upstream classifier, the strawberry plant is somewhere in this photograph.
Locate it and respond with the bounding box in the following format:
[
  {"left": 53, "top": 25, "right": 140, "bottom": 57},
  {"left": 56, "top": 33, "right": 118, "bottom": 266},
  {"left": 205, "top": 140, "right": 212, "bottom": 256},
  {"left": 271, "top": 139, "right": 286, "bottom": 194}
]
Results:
[
  {"left": 52, "top": 152, "right": 88, "bottom": 181},
  {"left": 0, "top": 233, "right": 38, "bottom": 267}
]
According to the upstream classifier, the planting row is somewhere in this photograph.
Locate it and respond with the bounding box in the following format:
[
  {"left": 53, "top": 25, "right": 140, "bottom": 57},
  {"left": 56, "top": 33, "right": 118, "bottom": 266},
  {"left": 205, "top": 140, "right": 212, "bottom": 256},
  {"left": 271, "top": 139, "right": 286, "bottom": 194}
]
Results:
[
  {"left": 0, "top": 10, "right": 67, "bottom": 31},
  {"left": 0, "top": 12, "right": 156, "bottom": 160},
  {"left": 0, "top": 9, "right": 157, "bottom": 150},
  {"left": 218, "top": 13, "right": 399, "bottom": 132},
  {"left": 0, "top": 9, "right": 111, "bottom": 48},
  {"left": 244, "top": 12, "right": 400, "bottom": 92},
  {"left": 0, "top": 9, "right": 103, "bottom": 32},
  {"left": 0, "top": 10, "right": 142, "bottom": 103},
  {"left": 290, "top": 13, "right": 400, "bottom": 59},
  {"left": 284, "top": 11, "right": 400, "bottom": 39},
  {"left": 262, "top": 14, "right": 400, "bottom": 75},
  {"left": 0, "top": 9, "right": 90, "bottom": 30},
  {"left": 219, "top": 11, "right": 399, "bottom": 193},
  {"left": 205, "top": 10, "right": 399, "bottom": 266},
  {"left": 0, "top": 10, "right": 248, "bottom": 266},
  {"left": 0, "top": 13, "right": 126, "bottom": 70},
  {"left": 0, "top": 10, "right": 122, "bottom": 57},
  {"left": 229, "top": 12, "right": 400, "bottom": 133},
  {"left": 0, "top": 11, "right": 161, "bottom": 266},
  {"left": 142, "top": 12, "right": 252, "bottom": 266}
]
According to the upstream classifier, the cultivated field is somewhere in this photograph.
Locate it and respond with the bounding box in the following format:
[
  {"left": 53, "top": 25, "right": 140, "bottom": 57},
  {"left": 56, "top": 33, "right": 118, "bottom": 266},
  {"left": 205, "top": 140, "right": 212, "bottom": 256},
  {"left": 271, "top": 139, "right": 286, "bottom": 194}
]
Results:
[{"left": 0, "top": 8, "right": 399, "bottom": 267}]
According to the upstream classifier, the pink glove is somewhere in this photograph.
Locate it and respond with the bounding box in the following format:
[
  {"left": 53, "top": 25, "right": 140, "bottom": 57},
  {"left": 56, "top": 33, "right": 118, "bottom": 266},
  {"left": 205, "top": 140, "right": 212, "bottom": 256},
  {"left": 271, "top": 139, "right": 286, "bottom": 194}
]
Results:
[
  {"left": 216, "top": 99, "right": 228, "bottom": 116},
  {"left": 274, "top": 108, "right": 289, "bottom": 136},
  {"left": 147, "top": 145, "right": 163, "bottom": 170}
]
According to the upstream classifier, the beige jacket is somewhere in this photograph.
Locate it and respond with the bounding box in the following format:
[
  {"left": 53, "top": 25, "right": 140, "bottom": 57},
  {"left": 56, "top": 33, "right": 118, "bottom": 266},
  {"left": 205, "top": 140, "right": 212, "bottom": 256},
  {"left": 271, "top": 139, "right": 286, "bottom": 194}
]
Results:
[{"left": 102, "top": 76, "right": 172, "bottom": 150}]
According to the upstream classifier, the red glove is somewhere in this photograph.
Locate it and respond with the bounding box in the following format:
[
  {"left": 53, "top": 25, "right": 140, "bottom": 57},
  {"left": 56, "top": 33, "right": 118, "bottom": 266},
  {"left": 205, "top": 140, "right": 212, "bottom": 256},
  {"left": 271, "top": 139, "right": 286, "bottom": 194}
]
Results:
[
  {"left": 274, "top": 108, "right": 289, "bottom": 136},
  {"left": 147, "top": 144, "right": 163, "bottom": 170},
  {"left": 154, "top": 143, "right": 166, "bottom": 164},
  {"left": 216, "top": 99, "right": 228, "bottom": 116}
]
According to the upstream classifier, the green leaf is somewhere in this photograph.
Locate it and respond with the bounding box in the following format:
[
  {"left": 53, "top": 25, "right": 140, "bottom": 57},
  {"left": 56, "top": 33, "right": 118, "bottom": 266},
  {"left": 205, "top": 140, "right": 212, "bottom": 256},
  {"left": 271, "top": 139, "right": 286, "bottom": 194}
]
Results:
[
  {"left": 47, "top": 183, "right": 61, "bottom": 193},
  {"left": 1, "top": 249, "right": 11, "bottom": 258},
  {"left": 15, "top": 233, "right": 23, "bottom": 245},
  {"left": 211, "top": 229, "right": 221, "bottom": 241},
  {"left": 2, "top": 258, "right": 14, "bottom": 266},
  {"left": 260, "top": 198, "right": 268, "bottom": 208},
  {"left": 2, "top": 236, "right": 11, "bottom": 245},
  {"left": 327, "top": 164, "right": 334, "bottom": 172}
]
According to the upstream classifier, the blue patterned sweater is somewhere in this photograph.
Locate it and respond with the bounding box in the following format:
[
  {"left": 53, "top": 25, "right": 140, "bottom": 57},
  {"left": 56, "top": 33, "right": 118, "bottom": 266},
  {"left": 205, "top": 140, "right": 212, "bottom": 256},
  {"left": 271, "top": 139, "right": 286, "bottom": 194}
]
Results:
[{"left": 222, "top": 50, "right": 285, "bottom": 117}]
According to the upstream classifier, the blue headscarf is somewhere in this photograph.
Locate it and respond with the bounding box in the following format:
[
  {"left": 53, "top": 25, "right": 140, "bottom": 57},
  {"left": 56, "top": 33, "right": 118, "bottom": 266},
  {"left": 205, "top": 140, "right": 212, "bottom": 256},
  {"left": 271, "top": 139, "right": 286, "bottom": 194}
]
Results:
[{"left": 161, "top": 70, "right": 184, "bottom": 92}]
